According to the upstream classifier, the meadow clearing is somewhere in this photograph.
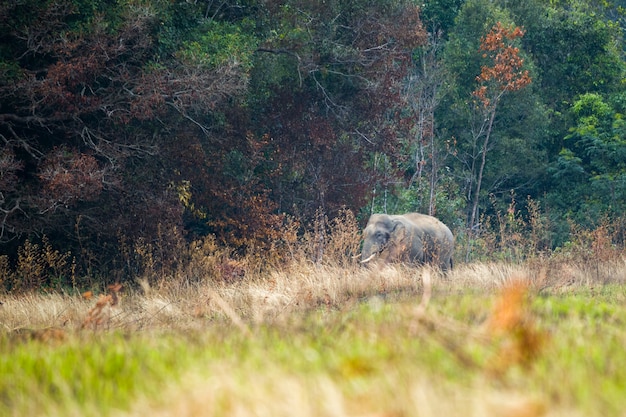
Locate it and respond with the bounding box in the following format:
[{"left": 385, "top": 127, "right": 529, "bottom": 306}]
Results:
[{"left": 1, "top": 253, "right": 626, "bottom": 417}]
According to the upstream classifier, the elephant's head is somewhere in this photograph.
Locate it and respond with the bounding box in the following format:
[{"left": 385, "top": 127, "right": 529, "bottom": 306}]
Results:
[{"left": 360, "top": 214, "right": 421, "bottom": 265}]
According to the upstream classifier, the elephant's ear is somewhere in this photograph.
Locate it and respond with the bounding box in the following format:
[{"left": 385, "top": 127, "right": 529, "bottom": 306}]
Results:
[
  {"left": 389, "top": 220, "right": 411, "bottom": 257},
  {"left": 390, "top": 219, "right": 408, "bottom": 243}
]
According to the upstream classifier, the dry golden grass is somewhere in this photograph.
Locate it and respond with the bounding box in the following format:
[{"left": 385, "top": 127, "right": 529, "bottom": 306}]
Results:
[
  {"left": 2, "top": 254, "right": 624, "bottom": 335},
  {"left": 0, "top": 261, "right": 421, "bottom": 333}
]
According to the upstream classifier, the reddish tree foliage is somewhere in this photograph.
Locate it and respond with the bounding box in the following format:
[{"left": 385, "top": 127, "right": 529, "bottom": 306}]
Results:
[
  {"left": 38, "top": 148, "right": 105, "bottom": 207},
  {"left": 0, "top": 2, "right": 248, "bottom": 248},
  {"left": 473, "top": 22, "right": 531, "bottom": 108},
  {"left": 0, "top": 149, "right": 22, "bottom": 193}
]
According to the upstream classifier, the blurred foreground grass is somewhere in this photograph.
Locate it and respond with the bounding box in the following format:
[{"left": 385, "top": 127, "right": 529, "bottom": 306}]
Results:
[{"left": 1, "top": 264, "right": 626, "bottom": 417}]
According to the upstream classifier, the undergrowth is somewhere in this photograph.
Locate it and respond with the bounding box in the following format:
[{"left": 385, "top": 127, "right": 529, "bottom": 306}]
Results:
[{"left": 1, "top": 205, "right": 625, "bottom": 294}]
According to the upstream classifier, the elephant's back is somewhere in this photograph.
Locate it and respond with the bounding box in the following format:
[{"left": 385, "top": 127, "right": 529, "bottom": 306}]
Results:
[
  {"left": 403, "top": 213, "right": 454, "bottom": 245},
  {"left": 403, "top": 213, "right": 449, "bottom": 230}
]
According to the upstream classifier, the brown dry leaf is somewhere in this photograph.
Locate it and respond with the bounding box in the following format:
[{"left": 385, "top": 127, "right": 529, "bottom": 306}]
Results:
[{"left": 82, "top": 290, "right": 93, "bottom": 300}]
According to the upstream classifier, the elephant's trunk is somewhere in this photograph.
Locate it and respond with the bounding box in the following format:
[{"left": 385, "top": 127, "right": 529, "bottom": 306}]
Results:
[{"left": 360, "top": 240, "right": 377, "bottom": 264}]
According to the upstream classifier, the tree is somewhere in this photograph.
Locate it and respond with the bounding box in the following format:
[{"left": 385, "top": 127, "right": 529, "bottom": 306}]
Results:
[
  {"left": 388, "top": 0, "right": 467, "bottom": 221},
  {"left": 403, "top": 31, "right": 449, "bottom": 216},
  {"left": 247, "top": 0, "right": 427, "bottom": 219},
  {"left": 419, "top": 0, "right": 465, "bottom": 36},
  {"left": 548, "top": 93, "right": 626, "bottom": 225},
  {"left": 468, "top": 22, "right": 531, "bottom": 232},
  {"left": 0, "top": 0, "right": 257, "bottom": 277}
]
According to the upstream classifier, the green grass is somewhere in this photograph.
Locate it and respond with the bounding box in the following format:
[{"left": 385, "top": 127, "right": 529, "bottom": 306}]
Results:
[
  {"left": 0, "top": 332, "right": 198, "bottom": 416},
  {"left": 1, "top": 266, "right": 626, "bottom": 416},
  {"left": 530, "top": 289, "right": 626, "bottom": 415}
]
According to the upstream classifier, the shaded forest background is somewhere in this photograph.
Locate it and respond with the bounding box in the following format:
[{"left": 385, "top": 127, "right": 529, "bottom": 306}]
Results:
[{"left": 1, "top": 0, "right": 625, "bottom": 289}]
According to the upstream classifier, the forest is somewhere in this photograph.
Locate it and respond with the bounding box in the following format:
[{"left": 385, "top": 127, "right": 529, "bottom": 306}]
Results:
[{"left": 0, "top": 0, "right": 625, "bottom": 289}]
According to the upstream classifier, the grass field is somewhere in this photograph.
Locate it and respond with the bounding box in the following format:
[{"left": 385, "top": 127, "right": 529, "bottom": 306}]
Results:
[{"left": 1, "top": 259, "right": 626, "bottom": 417}]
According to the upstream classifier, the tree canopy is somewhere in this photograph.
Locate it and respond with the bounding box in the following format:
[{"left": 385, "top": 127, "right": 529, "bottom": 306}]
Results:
[{"left": 1, "top": 0, "right": 625, "bottom": 287}]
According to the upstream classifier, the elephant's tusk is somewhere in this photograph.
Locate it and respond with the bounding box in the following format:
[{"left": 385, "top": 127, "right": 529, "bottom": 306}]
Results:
[{"left": 360, "top": 253, "right": 377, "bottom": 263}]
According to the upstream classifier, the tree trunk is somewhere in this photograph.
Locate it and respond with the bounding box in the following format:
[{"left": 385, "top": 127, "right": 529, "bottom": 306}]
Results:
[{"left": 469, "top": 105, "right": 497, "bottom": 232}]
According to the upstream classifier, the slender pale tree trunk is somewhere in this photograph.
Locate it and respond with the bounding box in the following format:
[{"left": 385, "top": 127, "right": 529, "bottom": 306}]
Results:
[{"left": 469, "top": 103, "right": 497, "bottom": 231}]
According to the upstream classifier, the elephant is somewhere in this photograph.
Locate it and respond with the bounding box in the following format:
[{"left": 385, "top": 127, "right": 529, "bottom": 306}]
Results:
[{"left": 360, "top": 213, "right": 454, "bottom": 270}]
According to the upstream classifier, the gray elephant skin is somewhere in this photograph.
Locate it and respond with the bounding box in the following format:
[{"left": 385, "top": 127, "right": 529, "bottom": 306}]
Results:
[{"left": 360, "top": 213, "right": 454, "bottom": 270}]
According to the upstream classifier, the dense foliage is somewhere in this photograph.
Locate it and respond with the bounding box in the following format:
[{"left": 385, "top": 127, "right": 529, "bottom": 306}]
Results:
[{"left": 0, "top": 0, "right": 624, "bottom": 287}]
